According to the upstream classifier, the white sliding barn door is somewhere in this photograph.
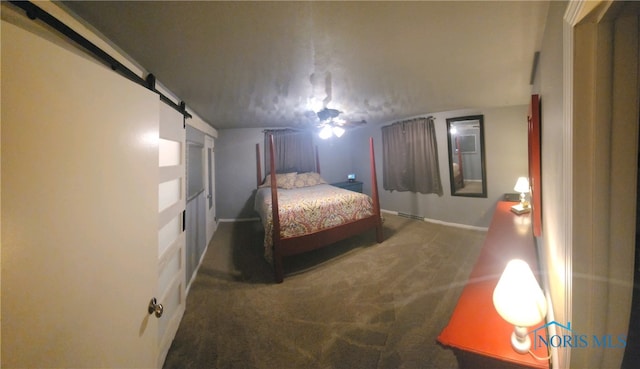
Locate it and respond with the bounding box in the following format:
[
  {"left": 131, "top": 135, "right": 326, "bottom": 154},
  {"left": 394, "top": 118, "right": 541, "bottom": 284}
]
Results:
[
  {"left": 1, "top": 21, "right": 159, "bottom": 367},
  {"left": 157, "top": 104, "right": 187, "bottom": 367}
]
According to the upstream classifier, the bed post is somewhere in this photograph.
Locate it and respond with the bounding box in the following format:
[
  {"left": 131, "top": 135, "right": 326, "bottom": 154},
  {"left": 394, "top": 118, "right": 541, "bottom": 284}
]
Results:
[
  {"left": 315, "top": 146, "right": 321, "bottom": 174},
  {"left": 256, "top": 143, "right": 262, "bottom": 188},
  {"left": 369, "top": 137, "right": 383, "bottom": 243},
  {"left": 268, "top": 134, "right": 284, "bottom": 283}
]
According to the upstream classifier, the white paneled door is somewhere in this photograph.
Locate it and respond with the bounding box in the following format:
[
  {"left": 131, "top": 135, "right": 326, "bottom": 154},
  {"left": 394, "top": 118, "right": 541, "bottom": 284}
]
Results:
[
  {"left": 157, "top": 103, "right": 187, "bottom": 367},
  {"left": 2, "top": 21, "right": 160, "bottom": 367}
]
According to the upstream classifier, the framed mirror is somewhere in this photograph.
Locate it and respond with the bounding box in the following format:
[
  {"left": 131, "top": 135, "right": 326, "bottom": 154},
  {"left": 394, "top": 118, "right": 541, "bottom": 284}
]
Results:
[{"left": 446, "top": 115, "right": 487, "bottom": 197}]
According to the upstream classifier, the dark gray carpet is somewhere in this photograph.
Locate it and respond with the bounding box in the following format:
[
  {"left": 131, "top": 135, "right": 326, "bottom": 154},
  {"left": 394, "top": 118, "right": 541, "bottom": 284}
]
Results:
[{"left": 163, "top": 214, "right": 486, "bottom": 369}]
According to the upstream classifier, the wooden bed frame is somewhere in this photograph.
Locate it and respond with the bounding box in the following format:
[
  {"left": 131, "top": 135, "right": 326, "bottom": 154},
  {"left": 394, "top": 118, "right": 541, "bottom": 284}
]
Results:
[{"left": 256, "top": 135, "right": 383, "bottom": 283}]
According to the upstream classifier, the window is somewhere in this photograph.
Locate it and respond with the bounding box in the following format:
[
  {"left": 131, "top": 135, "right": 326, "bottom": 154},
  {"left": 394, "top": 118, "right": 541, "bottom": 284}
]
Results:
[
  {"left": 381, "top": 117, "right": 443, "bottom": 195},
  {"left": 263, "top": 129, "right": 315, "bottom": 175}
]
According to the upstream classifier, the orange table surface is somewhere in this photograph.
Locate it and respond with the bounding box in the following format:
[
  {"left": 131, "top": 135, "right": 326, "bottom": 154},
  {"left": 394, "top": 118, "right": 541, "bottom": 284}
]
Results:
[{"left": 437, "top": 202, "right": 549, "bottom": 369}]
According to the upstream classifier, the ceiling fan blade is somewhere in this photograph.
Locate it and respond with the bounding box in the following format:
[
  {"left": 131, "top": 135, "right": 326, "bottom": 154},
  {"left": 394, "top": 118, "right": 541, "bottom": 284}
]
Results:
[
  {"left": 348, "top": 119, "right": 367, "bottom": 126},
  {"left": 337, "top": 119, "right": 367, "bottom": 127}
]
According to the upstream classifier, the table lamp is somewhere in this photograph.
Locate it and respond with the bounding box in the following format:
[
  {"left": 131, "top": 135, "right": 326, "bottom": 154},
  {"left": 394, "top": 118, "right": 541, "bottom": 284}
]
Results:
[
  {"left": 511, "top": 176, "right": 531, "bottom": 214},
  {"left": 493, "top": 259, "right": 547, "bottom": 354}
]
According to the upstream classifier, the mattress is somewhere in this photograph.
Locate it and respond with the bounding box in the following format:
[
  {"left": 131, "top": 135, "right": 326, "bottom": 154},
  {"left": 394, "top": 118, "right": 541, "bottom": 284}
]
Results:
[{"left": 254, "top": 184, "right": 375, "bottom": 261}]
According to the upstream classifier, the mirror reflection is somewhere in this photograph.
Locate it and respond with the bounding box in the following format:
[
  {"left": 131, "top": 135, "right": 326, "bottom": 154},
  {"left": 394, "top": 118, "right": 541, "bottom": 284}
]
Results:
[{"left": 446, "top": 115, "right": 487, "bottom": 197}]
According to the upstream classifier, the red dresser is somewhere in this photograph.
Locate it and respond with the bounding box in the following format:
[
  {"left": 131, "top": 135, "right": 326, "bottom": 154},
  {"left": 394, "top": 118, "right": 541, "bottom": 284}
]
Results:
[{"left": 437, "top": 201, "right": 550, "bottom": 369}]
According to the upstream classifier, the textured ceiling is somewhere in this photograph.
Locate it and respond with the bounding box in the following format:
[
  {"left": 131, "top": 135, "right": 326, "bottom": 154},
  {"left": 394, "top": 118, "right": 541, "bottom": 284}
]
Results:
[{"left": 62, "top": 1, "right": 549, "bottom": 129}]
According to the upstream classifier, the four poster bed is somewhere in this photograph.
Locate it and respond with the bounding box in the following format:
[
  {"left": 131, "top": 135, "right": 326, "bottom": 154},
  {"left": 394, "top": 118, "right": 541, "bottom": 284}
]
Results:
[{"left": 254, "top": 135, "right": 384, "bottom": 283}]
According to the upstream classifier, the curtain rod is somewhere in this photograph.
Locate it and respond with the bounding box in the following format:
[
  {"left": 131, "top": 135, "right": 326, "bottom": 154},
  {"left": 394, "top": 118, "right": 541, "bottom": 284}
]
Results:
[
  {"left": 383, "top": 116, "right": 434, "bottom": 128},
  {"left": 262, "top": 127, "right": 309, "bottom": 133},
  {"left": 10, "top": 1, "right": 192, "bottom": 119}
]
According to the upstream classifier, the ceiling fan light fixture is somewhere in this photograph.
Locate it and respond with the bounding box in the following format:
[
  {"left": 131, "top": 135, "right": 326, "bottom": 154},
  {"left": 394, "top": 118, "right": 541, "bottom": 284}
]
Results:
[
  {"left": 319, "top": 125, "right": 333, "bottom": 139},
  {"left": 333, "top": 126, "right": 345, "bottom": 138}
]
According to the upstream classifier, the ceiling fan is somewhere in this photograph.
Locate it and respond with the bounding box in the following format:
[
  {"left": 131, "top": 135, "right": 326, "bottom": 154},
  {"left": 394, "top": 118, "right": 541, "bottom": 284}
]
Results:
[
  {"left": 307, "top": 72, "right": 366, "bottom": 138},
  {"left": 315, "top": 107, "right": 366, "bottom": 139},
  {"left": 316, "top": 107, "right": 341, "bottom": 122}
]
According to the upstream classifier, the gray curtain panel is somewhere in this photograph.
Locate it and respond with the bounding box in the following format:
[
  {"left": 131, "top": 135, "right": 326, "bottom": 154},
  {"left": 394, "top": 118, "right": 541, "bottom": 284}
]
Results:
[
  {"left": 264, "top": 129, "right": 316, "bottom": 175},
  {"left": 381, "top": 117, "right": 443, "bottom": 195}
]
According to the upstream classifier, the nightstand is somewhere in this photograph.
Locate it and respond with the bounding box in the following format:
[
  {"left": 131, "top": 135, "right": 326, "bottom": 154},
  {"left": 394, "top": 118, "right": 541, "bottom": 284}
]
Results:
[{"left": 331, "top": 180, "right": 363, "bottom": 193}]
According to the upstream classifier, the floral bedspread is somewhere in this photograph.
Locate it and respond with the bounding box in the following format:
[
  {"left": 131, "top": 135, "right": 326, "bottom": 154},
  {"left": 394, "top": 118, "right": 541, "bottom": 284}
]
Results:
[{"left": 254, "top": 184, "right": 374, "bottom": 261}]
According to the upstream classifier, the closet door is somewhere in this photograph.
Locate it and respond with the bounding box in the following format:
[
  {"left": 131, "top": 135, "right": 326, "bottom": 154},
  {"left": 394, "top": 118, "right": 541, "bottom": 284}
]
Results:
[
  {"left": 2, "top": 21, "right": 159, "bottom": 367},
  {"left": 205, "top": 135, "right": 217, "bottom": 242}
]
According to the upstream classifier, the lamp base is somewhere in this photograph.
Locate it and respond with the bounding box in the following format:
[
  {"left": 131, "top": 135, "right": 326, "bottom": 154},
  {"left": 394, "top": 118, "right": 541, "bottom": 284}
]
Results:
[
  {"left": 511, "top": 326, "right": 532, "bottom": 354},
  {"left": 511, "top": 204, "right": 531, "bottom": 215},
  {"left": 511, "top": 331, "right": 531, "bottom": 354}
]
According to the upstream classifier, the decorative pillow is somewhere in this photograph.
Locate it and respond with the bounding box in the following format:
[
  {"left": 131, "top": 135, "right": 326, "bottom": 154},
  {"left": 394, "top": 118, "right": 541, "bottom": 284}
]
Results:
[
  {"left": 294, "top": 172, "right": 327, "bottom": 188},
  {"left": 259, "top": 172, "right": 297, "bottom": 189}
]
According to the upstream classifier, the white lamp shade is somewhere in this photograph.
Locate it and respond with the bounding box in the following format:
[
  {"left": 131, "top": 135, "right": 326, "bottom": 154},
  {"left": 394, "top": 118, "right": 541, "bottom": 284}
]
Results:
[
  {"left": 493, "top": 259, "right": 547, "bottom": 327},
  {"left": 514, "top": 177, "right": 530, "bottom": 193}
]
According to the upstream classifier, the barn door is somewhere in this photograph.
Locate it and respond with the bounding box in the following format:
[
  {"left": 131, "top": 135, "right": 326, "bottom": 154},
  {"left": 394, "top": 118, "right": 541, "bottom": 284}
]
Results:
[
  {"left": 2, "top": 20, "right": 158, "bottom": 367},
  {"left": 157, "top": 103, "right": 187, "bottom": 367}
]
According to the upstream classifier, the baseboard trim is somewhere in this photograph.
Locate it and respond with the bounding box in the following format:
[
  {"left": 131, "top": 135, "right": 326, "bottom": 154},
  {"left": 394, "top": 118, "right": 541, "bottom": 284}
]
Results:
[
  {"left": 186, "top": 241, "right": 210, "bottom": 295},
  {"left": 381, "top": 208, "right": 488, "bottom": 232}
]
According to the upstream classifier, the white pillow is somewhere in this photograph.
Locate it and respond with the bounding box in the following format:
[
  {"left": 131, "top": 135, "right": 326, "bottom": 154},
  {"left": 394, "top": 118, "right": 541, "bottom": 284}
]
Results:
[{"left": 293, "top": 172, "right": 327, "bottom": 188}]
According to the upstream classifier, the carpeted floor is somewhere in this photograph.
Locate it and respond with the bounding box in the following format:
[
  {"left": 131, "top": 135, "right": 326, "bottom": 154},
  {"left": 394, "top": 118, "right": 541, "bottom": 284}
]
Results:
[{"left": 163, "top": 214, "right": 486, "bottom": 369}]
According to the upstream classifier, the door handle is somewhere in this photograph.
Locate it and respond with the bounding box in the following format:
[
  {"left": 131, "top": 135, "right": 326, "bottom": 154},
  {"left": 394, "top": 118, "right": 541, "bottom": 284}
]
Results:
[
  {"left": 207, "top": 194, "right": 212, "bottom": 199},
  {"left": 148, "top": 297, "right": 164, "bottom": 318}
]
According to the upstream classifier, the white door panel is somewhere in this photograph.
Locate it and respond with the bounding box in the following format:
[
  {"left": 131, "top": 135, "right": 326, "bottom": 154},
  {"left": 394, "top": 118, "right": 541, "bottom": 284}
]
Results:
[{"left": 2, "top": 21, "right": 158, "bottom": 367}]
